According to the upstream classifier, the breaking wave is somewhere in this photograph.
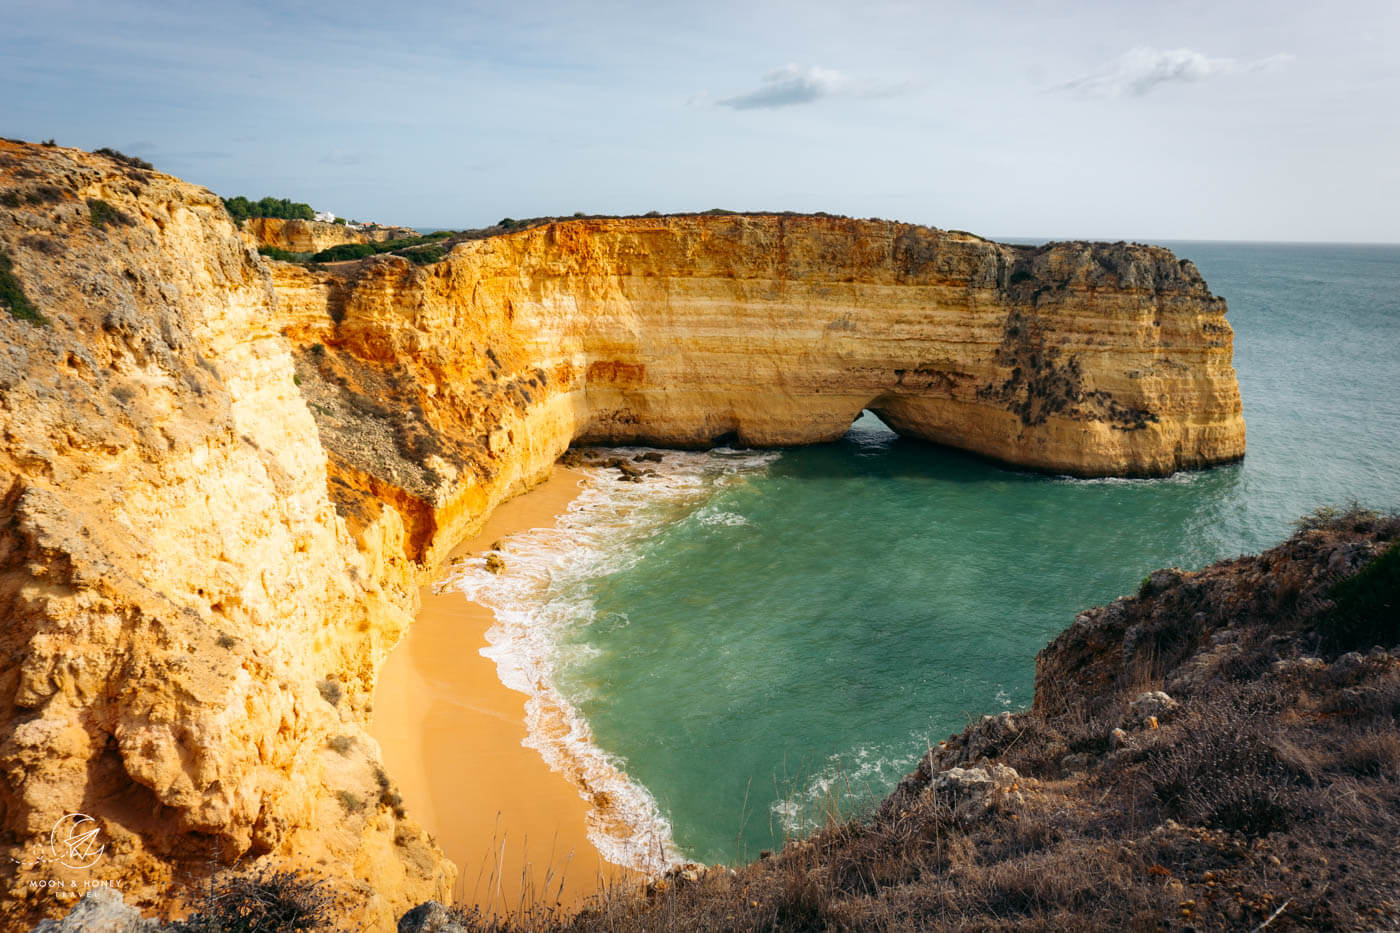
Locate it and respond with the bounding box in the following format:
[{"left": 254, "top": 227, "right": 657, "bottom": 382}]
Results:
[{"left": 435, "top": 446, "right": 779, "bottom": 873}]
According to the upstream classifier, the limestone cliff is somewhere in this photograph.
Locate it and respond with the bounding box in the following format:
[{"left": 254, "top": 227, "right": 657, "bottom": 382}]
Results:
[
  {"left": 0, "top": 141, "right": 1243, "bottom": 930},
  {"left": 276, "top": 214, "right": 1243, "bottom": 570},
  {"left": 239, "top": 218, "right": 417, "bottom": 254},
  {"left": 0, "top": 142, "right": 448, "bottom": 931}
]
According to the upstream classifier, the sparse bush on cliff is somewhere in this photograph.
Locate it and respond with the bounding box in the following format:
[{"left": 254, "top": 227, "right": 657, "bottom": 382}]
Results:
[
  {"left": 1323, "top": 540, "right": 1399, "bottom": 652},
  {"left": 316, "top": 677, "right": 342, "bottom": 706},
  {"left": 94, "top": 146, "right": 153, "bottom": 170},
  {"left": 401, "top": 244, "right": 446, "bottom": 265},
  {"left": 88, "top": 197, "right": 134, "bottom": 229},
  {"left": 1295, "top": 502, "right": 1381, "bottom": 533},
  {"left": 374, "top": 766, "right": 407, "bottom": 818},
  {"left": 309, "top": 242, "right": 377, "bottom": 262},
  {"left": 0, "top": 251, "right": 45, "bottom": 324},
  {"left": 20, "top": 233, "right": 64, "bottom": 255},
  {"left": 327, "top": 734, "right": 354, "bottom": 755},
  {"left": 335, "top": 790, "right": 364, "bottom": 813},
  {"left": 170, "top": 866, "right": 342, "bottom": 932},
  {"left": 256, "top": 245, "right": 306, "bottom": 262}
]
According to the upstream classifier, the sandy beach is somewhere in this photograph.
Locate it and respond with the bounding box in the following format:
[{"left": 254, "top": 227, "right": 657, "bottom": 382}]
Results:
[{"left": 372, "top": 466, "right": 627, "bottom": 913}]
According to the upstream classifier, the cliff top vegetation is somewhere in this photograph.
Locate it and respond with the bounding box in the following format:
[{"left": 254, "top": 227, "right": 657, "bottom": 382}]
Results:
[{"left": 222, "top": 195, "right": 316, "bottom": 224}]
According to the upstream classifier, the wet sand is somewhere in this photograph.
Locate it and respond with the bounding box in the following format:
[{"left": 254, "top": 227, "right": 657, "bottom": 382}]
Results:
[{"left": 372, "top": 466, "right": 627, "bottom": 913}]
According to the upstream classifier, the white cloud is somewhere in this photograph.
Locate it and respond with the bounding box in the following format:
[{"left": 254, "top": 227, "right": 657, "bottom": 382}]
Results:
[
  {"left": 1059, "top": 47, "right": 1293, "bottom": 98},
  {"left": 708, "top": 63, "right": 911, "bottom": 110}
]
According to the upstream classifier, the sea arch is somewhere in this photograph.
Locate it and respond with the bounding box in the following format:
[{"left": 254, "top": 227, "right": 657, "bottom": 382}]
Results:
[{"left": 275, "top": 213, "right": 1243, "bottom": 571}]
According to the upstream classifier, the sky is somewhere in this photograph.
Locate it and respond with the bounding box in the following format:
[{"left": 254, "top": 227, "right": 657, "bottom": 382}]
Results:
[{"left": 2, "top": 0, "right": 1397, "bottom": 241}]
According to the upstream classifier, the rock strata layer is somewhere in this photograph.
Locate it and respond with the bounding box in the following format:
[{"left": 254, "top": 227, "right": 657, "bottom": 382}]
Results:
[{"left": 0, "top": 141, "right": 1243, "bottom": 929}]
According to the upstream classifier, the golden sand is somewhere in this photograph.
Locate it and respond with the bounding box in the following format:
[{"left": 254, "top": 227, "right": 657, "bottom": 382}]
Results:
[{"left": 372, "top": 467, "right": 628, "bottom": 913}]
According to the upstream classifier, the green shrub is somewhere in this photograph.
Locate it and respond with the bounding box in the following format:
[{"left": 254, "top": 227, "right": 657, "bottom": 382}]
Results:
[
  {"left": 94, "top": 147, "right": 153, "bottom": 170},
  {"left": 223, "top": 194, "right": 316, "bottom": 223},
  {"left": 327, "top": 735, "right": 354, "bottom": 755},
  {"left": 87, "top": 198, "right": 133, "bottom": 229},
  {"left": 0, "top": 251, "right": 45, "bottom": 324},
  {"left": 1322, "top": 541, "right": 1399, "bottom": 653},
  {"left": 257, "top": 245, "right": 305, "bottom": 262},
  {"left": 310, "top": 242, "right": 377, "bottom": 262},
  {"left": 400, "top": 244, "right": 446, "bottom": 265},
  {"left": 1295, "top": 504, "right": 1380, "bottom": 534}
]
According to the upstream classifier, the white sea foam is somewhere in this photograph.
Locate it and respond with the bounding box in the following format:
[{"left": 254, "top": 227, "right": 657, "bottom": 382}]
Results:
[
  {"left": 1052, "top": 468, "right": 1206, "bottom": 486},
  {"left": 437, "top": 446, "right": 778, "bottom": 874},
  {"left": 695, "top": 505, "right": 753, "bottom": 527},
  {"left": 769, "top": 740, "right": 924, "bottom": 838}
]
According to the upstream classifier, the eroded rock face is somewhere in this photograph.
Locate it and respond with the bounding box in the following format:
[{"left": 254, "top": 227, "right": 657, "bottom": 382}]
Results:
[
  {"left": 273, "top": 213, "right": 1243, "bottom": 571},
  {"left": 0, "top": 142, "right": 447, "bottom": 931},
  {"left": 0, "top": 141, "right": 1244, "bottom": 929}
]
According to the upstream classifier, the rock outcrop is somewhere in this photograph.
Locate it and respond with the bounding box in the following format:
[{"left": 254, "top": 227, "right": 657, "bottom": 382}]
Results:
[
  {"left": 0, "top": 142, "right": 447, "bottom": 931},
  {"left": 239, "top": 217, "right": 417, "bottom": 254},
  {"left": 30, "top": 887, "right": 156, "bottom": 933},
  {"left": 0, "top": 140, "right": 1244, "bottom": 929}
]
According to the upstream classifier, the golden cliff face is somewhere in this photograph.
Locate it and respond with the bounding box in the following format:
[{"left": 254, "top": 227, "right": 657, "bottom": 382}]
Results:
[
  {"left": 287, "top": 214, "right": 1243, "bottom": 503},
  {"left": 0, "top": 142, "right": 1243, "bottom": 929},
  {"left": 269, "top": 216, "right": 1242, "bottom": 624},
  {"left": 0, "top": 143, "right": 448, "bottom": 930},
  {"left": 239, "top": 217, "right": 415, "bottom": 254}
]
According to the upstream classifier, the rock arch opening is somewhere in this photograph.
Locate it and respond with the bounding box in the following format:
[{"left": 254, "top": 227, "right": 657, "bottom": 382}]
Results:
[{"left": 846, "top": 409, "right": 898, "bottom": 441}]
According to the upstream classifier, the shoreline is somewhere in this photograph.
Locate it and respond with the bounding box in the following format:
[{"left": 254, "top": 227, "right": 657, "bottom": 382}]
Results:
[{"left": 371, "top": 465, "right": 632, "bottom": 913}]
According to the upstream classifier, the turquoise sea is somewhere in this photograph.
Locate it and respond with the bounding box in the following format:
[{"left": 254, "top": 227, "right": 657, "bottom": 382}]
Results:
[{"left": 449, "top": 242, "right": 1400, "bottom": 869}]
